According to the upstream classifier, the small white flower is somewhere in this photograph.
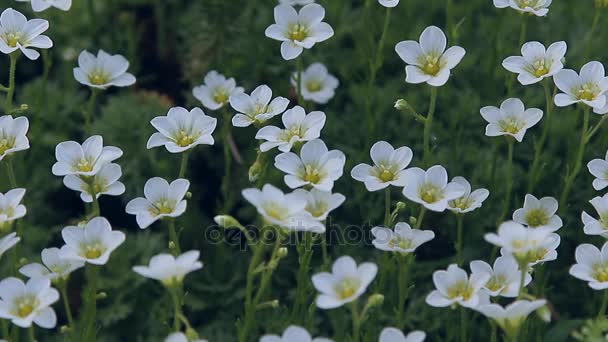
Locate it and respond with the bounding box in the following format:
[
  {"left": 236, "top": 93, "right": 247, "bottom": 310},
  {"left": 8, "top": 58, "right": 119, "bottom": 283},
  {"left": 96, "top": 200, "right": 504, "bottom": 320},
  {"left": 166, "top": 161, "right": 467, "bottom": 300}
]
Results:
[
  {"left": 395, "top": 26, "right": 465, "bottom": 87},
  {"left": 379, "top": 328, "right": 426, "bottom": 342},
  {"left": 512, "top": 194, "right": 562, "bottom": 231},
  {"left": 588, "top": 151, "right": 608, "bottom": 190},
  {"left": 447, "top": 177, "right": 490, "bottom": 214},
  {"left": 480, "top": 98, "right": 543, "bottom": 142},
  {"left": 133, "top": 250, "right": 203, "bottom": 287},
  {"left": 351, "top": 141, "right": 413, "bottom": 192},
  {"left": 401, "top": 165, "right": 465, "bottom": 212},
  {"left": 15, "top": 0, "right": 72, "bottom": 12},
  {"left": 73, "top": 50, "right": 136, "bottom": 89},
  {"left": 582, "top": 194, "right": 608, "bottom": 238},
  {"left": 0, "top": 115, "right": 29, "bottom": 161},
  {"left": 63, "top": 163, "right": 125, "bottom": 203},
  {"left": 570, "top": 242, "right": 608, "bottom": 290},
  {"left": 0, "top": 232, "right": 20, "bottom": 259},
  {"left": 51, "top": 135, "right": 123, "bottom": 177},
  {"left": 279, "top": 0, "right": 315, "bottom": 5},
  {"left": 426, "top": 264, "right": 490, "bottom": 308},
  {"left": 275, "top": 139, "right": 346, "bottom": 191},
  {"left": 0, "top": 277, "right": 58, "bottom": 328},
  {"left": 0, "top": 188, "right": 26, "bottom": 225},
  {"left": 485, "top": 221, "right": 556, "bottom": 264},
  {"left": 147, "top": 107, "right": 217, "bottom": 153},
  {"left": 371, "top": 222, "right": 435, "bottom": 254},
  {"left": 260, "top": 325, "right": 333, "bottom": 342},
  {"left": 230, "top": 85, "right": 290, "bottom": 127},
  {"left": 19, "top": 247, "right": 84, "bottom": 281},
  {"left": 242, "top": 184, "right": 323, "bottom": 233},
  {"left": 59, "top": 216, "right": 126, "bottom": 265},
  {"left": 477, "top": 300, "right": 547, "bottom": 336},
  {"left": 502, "top": 41, "right": 567, "bottom": 85},
  {"left": 294, "top": 188, "right": 345, "bottom": 221},
  {"left": 378, "top": 0, "right": 400, "bottom": 8},
  {"left": 312, "top": 255, "right": 377, "bottom": 309},
  {"left": 554, "top": 61, "right": 608, "bottom": 109},
  {"left": 511, "top": 231, "right": 560, "bottom": 267},
  {"left": 0, "top": 8, "right": 52, "bottom": 60},
  {"left": 291, "top": 63, "right": 339, "bottom": 104},
  {"left": 165, "top": 332, "right": 207, "bottom": 342},
  {"left": 256, "top": 106, "right": 326, "bottom": 152},
  {"left": 470, "top": 256, "right": 531, "bottom": 298},
  {"left": 493, "top": 0, "right": 552, "bottom": 16},
  {"left": 192, "top": 70, "right": 244, "bottom": 111},
  {"left": 265, "top": 3, "right": 334, "bottom": 60},
  {"left": 125, "top": 177, "right": 189, "bottom": 229}
]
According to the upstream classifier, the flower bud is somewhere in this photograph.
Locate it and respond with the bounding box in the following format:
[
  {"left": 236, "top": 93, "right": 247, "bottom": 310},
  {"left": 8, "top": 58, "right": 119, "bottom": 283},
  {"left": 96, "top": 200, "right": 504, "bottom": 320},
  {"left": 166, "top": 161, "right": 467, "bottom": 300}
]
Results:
[
  {"left": 277, "top": 247, "right": 288, "bottom": 258},
  {"left": 186, "top": 327, "right": 200, "bottom": 341},
  {"left": 96, "top": 292, "right": 107, "bottom": 300},
  {"left": 248, "top": 151, "right": 267, "bottom": 182},
  {"left": 409, "top": 216, "right": 417, "bottom": 226},
  {"left": 214, "top": 215, "right": 242, "bottom": 229},
  {"left": 536, "top": 304, "right": 551, "bottom": 323},
  {"left": 185, "top": 191, "right": 193, "bottom": 199},
  {"left": 395, "top": 201, "right": 407, "bottom": 212},
  {"left": 366, "top": 293, "right": 384, "bottom": 308},
  {"left": 394, "top": 99, "right": 409, "bottom": 111}
]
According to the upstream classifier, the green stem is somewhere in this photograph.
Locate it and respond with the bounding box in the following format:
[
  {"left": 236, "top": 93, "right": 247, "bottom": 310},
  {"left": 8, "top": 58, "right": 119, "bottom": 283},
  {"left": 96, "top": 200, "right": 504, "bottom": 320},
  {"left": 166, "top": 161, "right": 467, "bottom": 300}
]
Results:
[
  {"left": 6, "top": 159, "right": 17, "bottom": 188},
  {"left": 423, "top": 87, "right": 438, "bottom": 166},
  {"left": 92, "top": 196, "right": 100, "bottom": 217},
  {"left": 395, "top": 254, "right": 413, "bottom": 328},
  {"left": 460, "top": 306, "right": 467, "bottom": 342},
  {"left": 59, "top": 281, "right": 74, "bottom": 328},
  {"left": 507, "top": 16, "right": 527, "bottom": 95},
  {"left": 499, "top": 139, "right": 514, "bottom": 223},
  {"left": 296, "top": 57, "right": 305, "bottom": 107},
  {"left": 586, "top": 115, "right": 608, "bottom": 142},
  {"left": 84, "top": 90, "right": 98, "bottom": 135},
  {"left": 455, "top": 215, "right": 464, "bottom": 265},
  {"left": 584, "top": 10, "right": 601, "bottom": 59},
  {"left": 415, "top": 207, "right": 427, "bottom": 229},
  {"left": 350, "top": 302, "right": 361, "bottom": 342},
  {"left": 169, "top": 286, "right": 183, "bottom": 331},
  {"left": 527, "top": 81, "right": 554, "bottom": 193},
  {"left": 28, "top": 326, "right": 35, "bottom": 342},
  {"left": 559, "top": 107, "right": 590, "bottom": 212},
  {"left": 221, "top": 110, "right": 233, "bottom": 210},
  {"left": 178, "top": 151, "right": 189, "bottom": 179},
  {"left": 490, "top": 321, "right": 497, "bottom": 342},
  {"left": 384, "top": 188, "right": 391, "bottom": 227},
  {"left": 599, "top": 290, "right": 608, "bottom": 319},
  {"left": 83, "top": 265, "right": 99, "bottom": 342},
  {"left": 446, "top": 0, "right": 454, "bottom": 40},
  {"left": 5, "top": 52, "right": 18, "bottom": 114},
  {"left": 168, "top": 220, "right": 181, "bottom": 255},
  {"left": 517, "top": 261, "right": 527, "bottom": 300},
  {"left": 1, "top": 320, "right": 8, "bottom": 340},
  {"left": 291, "top": 232, "right": 314, "bottom": 323},
  {"left": 366, "top": 7, "right": 391, "bottom": 139}
]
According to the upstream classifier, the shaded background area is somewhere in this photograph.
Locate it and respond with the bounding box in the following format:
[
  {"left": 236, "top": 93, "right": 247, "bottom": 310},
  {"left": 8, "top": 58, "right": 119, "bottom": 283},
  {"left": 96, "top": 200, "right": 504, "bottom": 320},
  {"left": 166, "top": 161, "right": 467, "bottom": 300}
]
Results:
[{"left": 1, "top": 0, "right": 607, "bottom": 340}]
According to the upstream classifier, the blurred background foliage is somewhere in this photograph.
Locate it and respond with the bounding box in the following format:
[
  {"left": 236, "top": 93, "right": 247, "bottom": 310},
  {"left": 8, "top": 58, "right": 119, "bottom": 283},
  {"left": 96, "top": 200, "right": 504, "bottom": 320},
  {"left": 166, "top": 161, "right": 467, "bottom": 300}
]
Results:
[{"left": 1, "top": 0, "right": 607, "bottom": 340}]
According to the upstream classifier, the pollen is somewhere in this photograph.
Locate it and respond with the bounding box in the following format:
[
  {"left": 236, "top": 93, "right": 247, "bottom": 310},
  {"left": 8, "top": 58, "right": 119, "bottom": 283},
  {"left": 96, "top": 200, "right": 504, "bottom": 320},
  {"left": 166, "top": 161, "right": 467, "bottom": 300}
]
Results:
[
  {"left": 376, "top": 164, "right": 395, "bottom": 182},
  {"left": 81, "top": 242, "right": 106, "bottom": 259},
  {"left": 5, "top": 32, "right": 22, "bottom": 48},
  {"left": 446, "top": 281, "right": 473, "bottom": 300},
  {"left": 303, "top": 165, "right": 322, "bottom": 184},
  {"left": 175, "top": 130, "right": 198, "bottom": 147},
  {"left": 420, "top": 54, "right": 441, "bottom": 76},
  {"left": 88, "top": 70, "right": 110, "bottom": 85},
  {"left": 76, "top": 159, "right": 95, "bottom": 172},
  {"left": 212, "top": 88, "right": 229, "bottom": 104},
  {"left": 288, "top": 24, "right": 308, "bottom": 42},
  {"left": 485, "top": 275, "right": 507, "bottom": 292},
  {"left": 577, "top": 83, "right": 600, "bottom": 101},
  {"left": 450, "top": 196, "right": 473, "bottom": 211},
  {"left": 419, "top": 183, "right": 443, "bottom": 203},
  {"left": 524, "top": 208, "right": 550, "bottom": 227},
  {"left": 0, "top": 137, "right": 15, "bottom": 156},
  {"left": 334, "top": 277, "right": 360, "bottom": 300},
  {"left": 593, "top": 263, "right": 608, "bottom": 282},
  {"left": 306, "top": 80, "right": 323, "bottom": 92},
  {"left": 151, "top": 199, "right": 175, "bottom": 215},
  {"left": 388, "top": 237, "right": 414, "bottom": 251},
  {"left": 264, "top": 203, "right": 287, "bottom": 221},
  {"left": 498, "top": 117, "right": 524, "bottom": 135},
  {"left": 307, "top": 202, "right": 328, "bottom": 218},
  {"left": 12, "top": 296, "right": 38, "bottom": 318},
  {"left": 531, "top": 59, "right": 550, "bottom": 78}
]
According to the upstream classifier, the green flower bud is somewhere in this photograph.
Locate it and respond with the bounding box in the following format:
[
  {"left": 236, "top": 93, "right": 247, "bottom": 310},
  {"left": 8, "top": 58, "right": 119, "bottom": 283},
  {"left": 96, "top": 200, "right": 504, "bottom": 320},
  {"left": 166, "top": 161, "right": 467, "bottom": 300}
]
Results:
[{"left": 214, "top": 215, "right": 242, "bottom": 229}]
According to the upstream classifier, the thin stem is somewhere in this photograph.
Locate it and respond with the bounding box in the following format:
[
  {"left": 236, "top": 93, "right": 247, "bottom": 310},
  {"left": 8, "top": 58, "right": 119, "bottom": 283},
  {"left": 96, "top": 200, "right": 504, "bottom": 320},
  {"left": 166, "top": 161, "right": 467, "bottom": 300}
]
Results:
[
  {"left": 168, "top": 220, "right": 181, "bottom": 255},
  {"left": 384, "top": 188, "right": 391, "bottom": 227},
  {"left": 584, "top": 10, "right": 601, "bottom": 59},
  {"left": 415, "top": 207, "right": 427, "bottom": 229},
  {"left": 6, "top": 159, "right": 17, "bottom": 188},
  {"left": 83, "top": 265, "right": 99, "bottom": 342},
  {"left": 586, "top": 115, "right": 608, "bottom": 142},
  {"left": 169, "top": 286, "right": 183, "bottom": 331},
  {"left": 366, "top": 7, "right": 392, "bottom": 138},
  {"left": 5, "top": 52, "right": 18, "bottom": 113},
  {"left": 460, "top": 306, "right": 467, "bottom": 342},
  {"left": 28, "top": 326, "right": 35, "bottom": 342},
  {"left": 423, "top": 87, "right": 438, "bottom": 166},
  {"left": 84, "top": 90, "right": 98, "bottom": 135},
  {"left": 517, "top": 261, "right": 527, "bottom": 300},
  {"left": 350, "top": 302, "right": 361, "bottom": 342},
  {"left": 1, "top": 320, "right": 8, "bottom": 340},
  {"left": 499, "top": 139, "right": 514, "bottom": 223},
  {"left": 291, "top": 232, "right": 314, "bottom": 324},
  {"left": 455, "top": 215, "right": 464, "bottom": 265},
  {"left": 446, "top": 0, "right": 454, "bottom": 40},
  {"left": 559, "top": 107, "right": 590, "bottom": 212},
  {"left": 395, "top": 254, "right": 413, "bottom": 328},
  {"left": 599, "top": 290, "right": 608, "bottom": 319},
  {"left": 221, "top": 109, "right": 233, "bottom": 210},
  {"left": 178, "top": 151, "right": 189, "bottom": 179},
  {"left": 92, "top": 196, "right": 100, "bottom": 217},
  {"left": 507, "top": 16, "right": 527, "bottom": 95},
  {"left": 296, "top": 57, "right": 305, "bottom": 107},
  {"left": 490, "top": 321, "right": 497, "bottom": 342},
  {"left": 528, "top": 81, "right": 554, "bottom": 193},
  {"left": 239, "top": 242, "right": 265, "bottom": 342},
  {"left": 59, "top": 281, "right": 74, "bottom": 328}
]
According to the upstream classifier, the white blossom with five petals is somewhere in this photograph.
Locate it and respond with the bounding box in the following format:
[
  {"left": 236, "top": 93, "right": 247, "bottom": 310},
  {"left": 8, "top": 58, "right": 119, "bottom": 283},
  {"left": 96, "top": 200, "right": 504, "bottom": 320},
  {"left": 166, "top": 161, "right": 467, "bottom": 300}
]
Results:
[
  {"left": 230, "top": 85, "right": 290, "bottom": 127},
  {"left": 0, "top": 8, "right": 52, "bottom": 60},
  {"left": 192, "top": 71, "right": 244, "bottom": 111},
  {"left": 125, "top": 178, "right": 190, "bottom": 229},
  {"left": 59, "top": 217, "right": 125, "bottom": 265},
  {"left": 502, "top": 41, "right": 566, "bottom": 85},
  {"left": 480, "top": 98, "right": 543, "bottom": 142},
  {"left": 0, "top": 115, "right": 29, "bottom": 161},
  {"left": 147, "top": 107, "right": 217, "bottom": 153},
  {"left": 351, "top": 141, "right": 413, "bottom": 192},
  {"left": 256, "top": 106, "right": 326, "bottom": 152},
  {"left": 401, "top": 165, "right": 465, "bottom": 212},
  {"left": 73, "top": 50, "right": 136, "bottom": 89}
]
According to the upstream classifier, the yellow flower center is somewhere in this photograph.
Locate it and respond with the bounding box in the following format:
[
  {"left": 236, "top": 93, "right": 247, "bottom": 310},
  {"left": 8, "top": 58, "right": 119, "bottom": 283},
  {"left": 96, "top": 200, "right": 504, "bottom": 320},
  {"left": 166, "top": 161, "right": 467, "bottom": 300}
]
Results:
[
  {"left": 81, "top": 242, "right": 106, "bottom": 259},
  {"left": 528, "top": 248, "right": 548, "bottom": 263},
  {"left": 531, "top": 59, "right": 550, "bottom": 77},
  {"left": 150, "top": 199, "right": 175, "bottom": 216},
  {"left": 450, "top": 196, "right": 473, "bottom": 211},
  {"left": 88, "top": 71, "right": 110, "bottom": 85},
  {"left": 5, "top": 32, "right": 22, "bottom": 48},
  {"left": 577, "top": 83, "right": 600, "bottom": 101},
  {"left": 306, "top": 202, "right": 328, "bottom": 218},
  {"left": 375, "top": 164, "right": 396, "bottom": 182},
  {"left": 420, "top": 54, "right": 442, "bottom": 76},
  {"left": 76, "top": 159, "right": 95, "bottom": 172},
  {"left": 306, "top": 81, "right": 323, "bottom": 92},
  {"left": 524, "top": 208, "right": 549, "bottom": 227},
  {"left": 498, "top": 116, "right": 524, "bottom": 135},
  {"left": 594, "top": 263, "right": 608, "bottom": 282},
  {"left": 288, "top": 24, "right": 308, "bottom": 42},
  {"left": 600, "top": 212, "right": 608, "bottom": 229},
  {"left": 388, "top": 237, "right": 414, "bottom": 251},
  {"left": 334, "top": 277, "right": 360, "bottom": 300},
  {"left": 175, "top": 130, "right": 199, "bottom": 147},
  {"left": 0, "top": 206, "right": 16, "bottom": 218},
  {"left": 0, "top": 138, "right": 14, "bottom": 156},
  {"left": 419, "top": 183, "right": 443, "bottom": 203},
  {"left": 212, "top": 89, "right": 229, "bottom": 104},
  {"left": 446, "top": 281, "right": 474, "bottom": 300},
  {"left": 280, "top": 126, "right": 302, "bottom": 142},
  {"left": 485, "top": 275, "right": 507, "bottom": 292},
  {"left": 303, "top": 165, "right": 322, "bottom": 184},
  {"left": 264, "top": 203, "right": 287, "bottom": 221},
  {"left": 13, "top": 296, "right": 38, "bottom": 318}
]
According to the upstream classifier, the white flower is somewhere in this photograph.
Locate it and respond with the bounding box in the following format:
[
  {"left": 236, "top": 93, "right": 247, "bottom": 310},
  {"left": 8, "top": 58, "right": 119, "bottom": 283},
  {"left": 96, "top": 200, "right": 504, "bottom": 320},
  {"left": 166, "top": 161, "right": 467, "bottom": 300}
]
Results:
[
  {"left": 426, "top": 264, "right": 490, "bottom": 308},
  {"left": 230, "top": 85, "right": 290, "bottom": 127},
  {"left": 192, "top": 70, "right": 244, "bottom": 111},
  {"left": 133, "top": 250, "right": 203, "bottom": 287},
  {"left": 502, "top": 41, "right": 567, "bottom": 85},
  {"left": 312, "top": 255, "right": 377, "bottom": 309},
  {"left": 0, "top": 115, "right": 29, "bottom": 161},
  {"left": 0, "top": 232, "right": 19, "bottom": 259},
  {"left": 256, "top": 106, "right": 326, "bottom": 152},
  {"left": 477, "top": 300, "right": 547, "bottom": 336},
  {"left": 485, "top": 221, "right": 556, "bottom": 263},
  {"left": 582, "top": 194, "right": 608, "bottom": 238},
  {"left": 242, "top": 184, "right": 323, "bottom": 233},
  {"left": 147, "top": 107, "right": 217, "bottom": 153},
  {"left": 279, "top": 0, "right": 315, "bottom": 5},
  {"left": 351, "top": 141, "right": 413, "bottom": 192},
  {"left": 294, "top": 188, "right": 345, "bottom": 221},
  {"left": 0, "top": 188, "right": 26, "bottom": 224},
  {"left": 554, "top": 61, "right": 608, "bottom": 109},
  {"left": 59, "top": 217, "right": 126, "bottom": 265},
  {"left": 512, "top": 194, "right": 561, "bottom": 231},
  {"left": 480, "top": 98, "right": 543, "bottom": 142},
  {"left": 15, "top": 0, "right": 72, "bottom": 12},
  {"left": 265, "top": 3, "right": 334, "bottom": 60},
  {"left": 493, "top": 0, "right": 551, "bottom": 16},
  {"left": 401, "top": 165, "right": 465, "bottom": 212},
  {"left": 447, "top": 177, "right": 490, "bottom": 214},
  {"left": 379, "top": 328, "right": 426, "bottom": 342},
  {"left": 0, "top": 277, "right": 58, "bottom": 328},
  {"left": 0, "top": 8, "right": 52, "bottom": 60},
  {"left": 51, "top": 135, "right": 123, "bottom": 177},
  {"left": 275, "top": 139, "right": 346, "bottom": 191},
  {"left": 470, "top": 256, "right": 531, "bottom": 298},
  {"left": 570, "top": 242, "right": 608, "bottom": 290},
  {"left": 19, "top": 247, "right": 84, "bottom": 281},
  {"left": 378, "top": 0, "right": 400, "bottom": 8},
  {"left": 73, "top": 50, "right": 136, "bottom": 89},
  {"left": 291, "top": 63, "right": 339, "bottom": 104},
  {"left": 125, "top": 177, "right": 189, "bottom": 229},
  {"left": 371, "top": 222, "right": 435, "bottom": 254},
  {"left": 395, "top": 26, "right": 465, "bottom": 87},
  {"left": 588, "top": 151, "right": 608, "bottom": 190},
  {"left": 515, "top": 232, "right": 560, "bottom": 267},
  {"left": 63, "top": 163, "right": 125, "bottom": 203},
  {"left": 260, "top": 325, "right": 333, "bottom": 342},
  {"left": 165, "top": 332, "right": 207, "bottom": 342}
]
